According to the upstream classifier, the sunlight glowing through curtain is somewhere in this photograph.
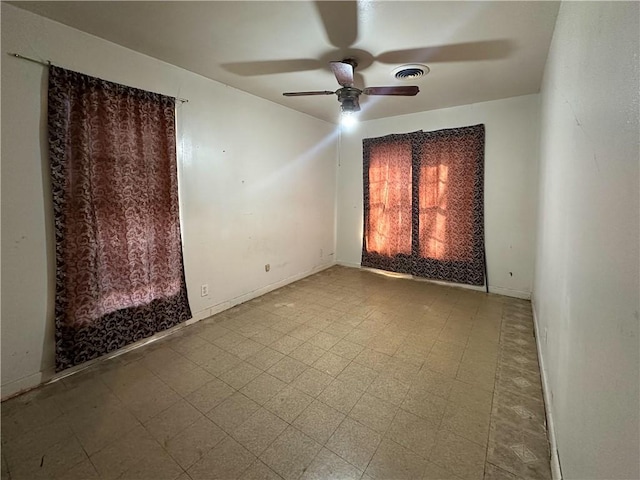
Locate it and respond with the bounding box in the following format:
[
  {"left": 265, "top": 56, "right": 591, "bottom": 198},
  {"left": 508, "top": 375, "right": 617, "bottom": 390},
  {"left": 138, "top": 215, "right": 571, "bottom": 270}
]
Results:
[
  {"left": 362, "top": 125, "right": 486, "bottom": 286},
  {"left": 48, "top": 66, "right": 192, "bottom": 371}
]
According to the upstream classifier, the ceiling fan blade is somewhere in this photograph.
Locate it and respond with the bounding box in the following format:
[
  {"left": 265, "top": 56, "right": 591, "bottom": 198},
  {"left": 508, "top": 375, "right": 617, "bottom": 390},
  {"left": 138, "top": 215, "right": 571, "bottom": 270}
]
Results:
[
  {"left": 315, "top": 1, "right": 358, "bottom": 49},
  {"left": 375, "top": 40, "right": 514, "bottom": 64},
  {"left": 330, "top": 61, "right": 355, "bottom": 87},
  {"left": 363, "top": 86, "right": 419, "bottom": 96},
  {"left": 283, "top": 91, "right": 335, "bottom": 97},
  {"left": 221, "top": 59, "right": 321, "bottom": 76}
]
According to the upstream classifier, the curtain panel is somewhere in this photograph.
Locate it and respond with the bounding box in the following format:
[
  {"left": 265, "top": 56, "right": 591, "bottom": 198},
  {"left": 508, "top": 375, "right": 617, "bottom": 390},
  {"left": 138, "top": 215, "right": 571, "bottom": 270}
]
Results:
[
  {"left": 48, "top": 66, "right": 191, "bottom": 371},
  {"left": 362, "top": 124, "right": 486, "bottom": 286}
]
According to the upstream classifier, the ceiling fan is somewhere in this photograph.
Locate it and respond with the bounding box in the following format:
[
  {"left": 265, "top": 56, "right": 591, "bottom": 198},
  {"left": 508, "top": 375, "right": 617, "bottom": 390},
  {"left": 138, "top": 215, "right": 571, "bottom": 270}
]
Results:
[
  {"left": 283, "top": 58, "right": 419, "bottom": 114},
  {"left": 221, "top": 1, "right": 512, "bottom": 120}
]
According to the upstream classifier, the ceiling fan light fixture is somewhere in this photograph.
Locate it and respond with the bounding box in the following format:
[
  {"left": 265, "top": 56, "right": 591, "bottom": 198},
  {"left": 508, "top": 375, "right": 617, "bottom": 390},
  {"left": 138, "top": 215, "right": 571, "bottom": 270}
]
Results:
[
  {"left": 393, "top": 64, "right": 430, "bottom": 81},
  {"left": 340, "top": 110, "right": 358, "bottom": 127}
]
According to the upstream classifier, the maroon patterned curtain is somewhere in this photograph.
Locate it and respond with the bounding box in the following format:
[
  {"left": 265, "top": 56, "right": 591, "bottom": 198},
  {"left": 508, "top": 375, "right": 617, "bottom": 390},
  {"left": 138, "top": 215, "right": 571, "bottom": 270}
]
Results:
[
  {"left": 48, "top": 66, "right": 191, "bottom": 371},
  {"left": 362, "top": 125, "right": 486, "bottom": 286}
]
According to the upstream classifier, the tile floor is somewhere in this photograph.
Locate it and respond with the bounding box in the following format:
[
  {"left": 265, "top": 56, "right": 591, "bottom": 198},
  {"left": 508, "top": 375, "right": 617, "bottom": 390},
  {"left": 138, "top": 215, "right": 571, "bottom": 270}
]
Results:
[{"left": 1, "top": 266, "right": 551, "bottom": 480}]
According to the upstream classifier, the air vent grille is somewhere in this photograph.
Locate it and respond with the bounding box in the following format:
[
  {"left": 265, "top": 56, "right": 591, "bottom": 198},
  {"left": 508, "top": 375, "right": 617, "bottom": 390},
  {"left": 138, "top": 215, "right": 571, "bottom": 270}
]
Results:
[{"left": 393, "top": 64, "right": 430, "bottom": 81}]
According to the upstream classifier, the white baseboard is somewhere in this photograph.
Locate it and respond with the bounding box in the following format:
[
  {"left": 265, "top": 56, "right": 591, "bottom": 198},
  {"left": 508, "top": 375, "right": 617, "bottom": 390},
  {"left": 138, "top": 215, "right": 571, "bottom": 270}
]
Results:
[
  {"left": 337, "top": 261, "right": 531, "bottom": 300},
  {"left": 531, "top": 299, "right": 563, "bottom": 480},
  {"left": 1, "top": 370, "right": 52, "bottom": 400},
  {"left": 1, "top": 261, "right": 335, "bottom": 401},
  {"left": 489, "top": 286, "right": 531, "bottom": 300},
  {"left": 189, "top": 261, "right": 335, "bottom": 321}
]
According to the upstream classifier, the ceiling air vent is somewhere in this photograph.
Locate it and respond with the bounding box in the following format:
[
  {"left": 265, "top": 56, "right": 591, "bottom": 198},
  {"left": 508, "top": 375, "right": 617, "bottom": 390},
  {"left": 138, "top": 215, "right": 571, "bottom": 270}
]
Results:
[{"left": 393, "top": 64, "right": 430, "bottom": 81}]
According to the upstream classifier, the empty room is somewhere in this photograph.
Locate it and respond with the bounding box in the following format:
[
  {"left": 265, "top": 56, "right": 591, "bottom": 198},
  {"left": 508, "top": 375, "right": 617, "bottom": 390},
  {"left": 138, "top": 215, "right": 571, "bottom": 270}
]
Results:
[{"left": 1, "top": 1, "right": 638, "bottom": 480}]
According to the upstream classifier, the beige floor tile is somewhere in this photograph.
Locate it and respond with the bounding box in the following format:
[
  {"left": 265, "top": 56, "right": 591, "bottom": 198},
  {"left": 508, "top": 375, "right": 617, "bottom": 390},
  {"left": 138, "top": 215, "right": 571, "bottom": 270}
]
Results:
[
  {"left": 165, "top": 417, "right": 227, "bottom": 469},
  {"left": 213, "top": 331, "right": 248, "bottom": 351},
  {"left": 401, "top": 387, "right": 447, "bottom": 427},
  {"left": 312, "top": 352, "right": 351, "bottom": 377},
  {"left": 207, "top": 392, "right": 261, "bottom": 433},
  {"left": 232, "top": 408, "right": 288, "bottom": 456},
  {"left": 201, "top": 350, "right": 243, "bottom": 377},
  {"left": 353, "top": 349, "right": 392, "bottom": 372},
  {"left": 259, "top": 426, "right": 321, "bottom": 480},
  {"left": 220, "top": 362, "right": 263, "bottom": 389},
  {"left": 182, "top": 342, "right": 224, "bottom": 366},
  {"left": 289, "top": 342, "right": 327, "bottom": 366},
  {"left": 138, "top": 348, "right": 186, "bottom": 376},
  {"left": 317, "top": 379, "right": 364, "bottom": 414},
  {"left": 326, "top": 417, "right": 382, "bottom": 471},
  {"left": 65, "top": 401, "right": 141, "bottom": 455},
  {"left": 270, "top": 335, "right": 304, "bottom": 355},
  {"left": 293, "top": 400, "right": 346, "bottom": 444},
  {"left": 348, "top": 393, "right": 397, "bottom": 434},
  {"left": 336, "top": 362, "right": 379, "bottom": 392},
  {"left": 246, "top": 347, "right": 286, "bottom": 371},
  {"left": 366, "top": 373, "right": 410, "bottom": 406},
  {"left": 329, "top": 339, "right": 365, "bottom": 360},
  {"left": 91, "top": 425, "right": 182, "bottom": 480},
  {"left": 264, "top": 385, "right": 313, "bottom": 423},
  {"left": 387, "top": 409, "right": 438, "bottom": 458},
  {"left": 2, "top": 416, "right": 74, "bottom": 467},
  {"left": 483, "top": 462, "right": 519, "bottom": 480},
  {"left": 197, "top": 324, "right": 233, "bottom": 343},
  {"left": 300, "top": 447, "right": 362, "bottom": 480},
  {"left": 441, "top": 400, "right": 491, "bottom": 447},
  {"left": 229, "top": 338, "right": 267, "bottom": 360},
  {"left": 186, "top": 377, "right": 235, "bottom": 413},
  {"left": 413, "top": 368, "right": 455, "bottom": 399},
  {"left": 158, "top": 365, "right": 217, "bottom": 397},
  {"left": 240, "top": 373, "right": 287, "bottom": 405},
  {"left": 119, "top": 379, "right": 182, "bottom": 423},
  {"left": 239, "top": 459, "right": 284, "bottom": 480},
  {"left": 144, "top": 398, "right": 203, "bottom": 445},
  {"left": 308, "top": 331, "right": 341, "bottom": 350},
  {"left": 365, "top": 438, "right": 428, "bottom": 480},
  {"left": 188, "top": 436, "right": 255, "bottom": 480},
  {"left": 6, "top": 435, "right": 87, "bottom": 480},
  {"left": 290, "top": 368, "right": 333, "bottom": 397},
  {"left": 429, "top": 429, "right": 486, "bottom": 480},
  {"left": 289, "top": 325, "right": 322, "bottom": 342},
  {"left": 422, "top": 461, "right": 462, "bottom": 479},
  {"left": 267, "top": 357, "right": 308, "bottom": 383},
  {"left": 382, "top": 357, "right": 422, "bottom": 385},
  {"left": 252, "top": 328, "right": 287, "bottom": 347},
  {"left": 322, "top": 322, "right": 354, "bottom": 339},
  {"left": 423, "top": 352, "right": 461, "bottom": 378},
  {"left": 168, "top": 331, "right": 211, "bottom": 355},
  {"left": 53, "top": 458, "right": 100, "bottom": 479},
  {"left": 2, "top": 267, "right": 551, "bottom": 480}
]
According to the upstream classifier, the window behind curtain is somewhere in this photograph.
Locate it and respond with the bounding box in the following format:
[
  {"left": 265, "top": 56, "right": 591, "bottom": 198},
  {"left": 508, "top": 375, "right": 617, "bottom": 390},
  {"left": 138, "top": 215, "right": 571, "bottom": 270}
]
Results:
[
  {"left": 362, "top": 125, "right": 486, "bottom": 286},
  {"left": 48, "top": 65, "right": 192, "bottom": 371}
]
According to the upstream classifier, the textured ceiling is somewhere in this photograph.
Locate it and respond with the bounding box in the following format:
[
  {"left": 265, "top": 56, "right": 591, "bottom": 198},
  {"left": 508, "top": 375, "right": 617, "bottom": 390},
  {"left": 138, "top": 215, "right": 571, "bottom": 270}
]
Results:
[{"left": 11, "top": 1, "right": 560, "bottom": 124}]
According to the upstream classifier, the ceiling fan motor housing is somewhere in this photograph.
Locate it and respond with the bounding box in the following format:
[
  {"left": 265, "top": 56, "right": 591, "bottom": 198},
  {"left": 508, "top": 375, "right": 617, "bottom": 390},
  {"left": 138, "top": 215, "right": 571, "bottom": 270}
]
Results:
[{"left": 337, "top": 87, "right": 362, "bottom": 112}]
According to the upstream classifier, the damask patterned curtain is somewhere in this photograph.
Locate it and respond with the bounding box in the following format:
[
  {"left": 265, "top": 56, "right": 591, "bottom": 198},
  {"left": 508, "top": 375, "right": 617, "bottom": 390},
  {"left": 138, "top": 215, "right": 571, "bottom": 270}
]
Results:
[
  {"left": 48, "top": 66, "right": 191, "bottom": 371},
  {"left": 362, "top": 125, "right": 486, "bottom": 286}
]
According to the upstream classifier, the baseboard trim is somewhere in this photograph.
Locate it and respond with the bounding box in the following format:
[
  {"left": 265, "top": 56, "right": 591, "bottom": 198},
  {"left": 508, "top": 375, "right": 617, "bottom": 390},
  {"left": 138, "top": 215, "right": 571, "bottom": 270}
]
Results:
[
  {"left": 531, "top": 299, "right": 563, "bottom": 480},
  {"left": 1, "top": 261, "right": 335, "bottom": 401},
  {"left": 337, "top": 262, "right": 531, "bottom": 299}
]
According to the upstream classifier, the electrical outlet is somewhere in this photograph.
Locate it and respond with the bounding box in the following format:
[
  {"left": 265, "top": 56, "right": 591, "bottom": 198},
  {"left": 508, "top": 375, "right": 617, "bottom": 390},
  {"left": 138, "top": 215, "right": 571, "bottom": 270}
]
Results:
[
  {"left": 320, "top": 248, "right": 324, "bottom": 258},
  {"left": 201, "top": 284, "right": 209, "bottom": 297},
  {"left": 265, "top": 264, "right": 270, "bottom": 272}
]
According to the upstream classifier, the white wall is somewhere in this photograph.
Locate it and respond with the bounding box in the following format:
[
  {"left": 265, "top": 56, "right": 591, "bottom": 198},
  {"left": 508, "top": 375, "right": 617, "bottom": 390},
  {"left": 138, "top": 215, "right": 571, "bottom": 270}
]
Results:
[
  {"left": 336, "top": 94, "right": 540, "bottom": 299},
  {"left": 1, "top": 4, "right": 338, "bottom": 397},
  {"left": 533, "top": 2, "right": 640, "bottom": 479}
]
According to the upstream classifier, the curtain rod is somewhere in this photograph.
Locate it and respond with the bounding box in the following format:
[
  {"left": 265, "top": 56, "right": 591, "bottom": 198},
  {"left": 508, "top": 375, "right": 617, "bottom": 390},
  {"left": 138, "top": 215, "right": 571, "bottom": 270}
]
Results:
[{"left": 7, "top": 52, "right": 189, "bottom": 103}]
